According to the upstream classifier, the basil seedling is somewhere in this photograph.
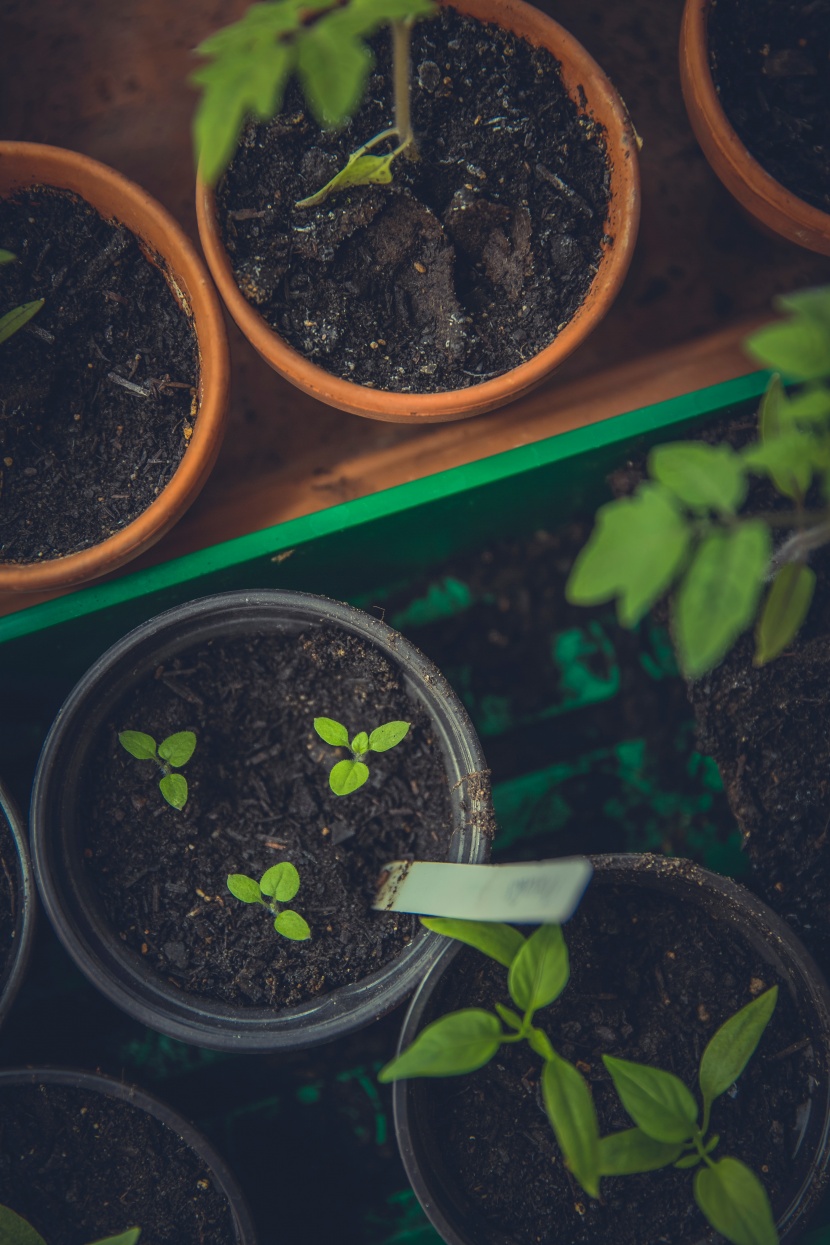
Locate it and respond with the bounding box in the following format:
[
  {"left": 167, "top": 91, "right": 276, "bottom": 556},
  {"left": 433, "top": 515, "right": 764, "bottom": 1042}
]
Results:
[
  {"left": 118, "top": 729, "right": 197, "bottom": 810},
  {"left": 313, "top": 717, "right": 410, "bottom": 795},
  {"left": 227, "top": 861, "right": 311, "bottom": 940},
  {"left": 0, "top": 1205, "right": 140, "bottom": 1245}
]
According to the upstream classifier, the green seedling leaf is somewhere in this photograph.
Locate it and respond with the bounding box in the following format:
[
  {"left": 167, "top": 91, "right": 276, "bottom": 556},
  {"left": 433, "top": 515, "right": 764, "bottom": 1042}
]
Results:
[
  {"left": 566, "top": 484, "right": 691, "bottom": 628},
  {"left": 329, "top": 758, "right": 370, "bottom": 795},
  {"left": 351, "top": 731, "right": 370, "bottom": 755},
  {"left": 494, "top": 1003, "right": 524, "bottom": 1031},
  {"left": 699, "top": 987, "right": 778, "bottom": 1112},
  {"left": 0, "top": 299, "right": 45, "bottom": 345},
  {"left": 0, "top": 1204, "right": 47, "bottom": 1245},
  {"left": 296, "top": 21, "right": 372, "bottom": 128},
  {"left": 298, "top": 149, "right": 397, "bottom": 208},
  {"left": 89, "top": 1231, "right": 142, "bottom": 1245},
  {"left": 746, "top": 316, "right": 830, "bottom": 382},
  {"left": 261, "top": 860, "right": 301, "bottom": 902},
  {"left": 158, "top": 730, "right": 197, "bottom": 767},
  {"left": 314, "top": 717, "right": 350, "bottom": 746},
  {"left": 378, "top": 1009, "right": 502, "bottom": 1081},
  {"left": 0, "top": 249, "right": 15, "bottom": 264},
  {"left": 674, "top": 521, "right": 771, "bottom": 677},
  {"left": 755, "top": 565, "right": 816, "bottom": 666},
  {"left": 542, "top": 1055, "right": 600, "bottom": 1198},
  {"left": 775, "top": 286, "right": 830, "bottom": 331},
  {"left": 274, "top": 909, "right": 311, "bottom": 940},
  {"left": 675, "top": 1151, "right": 702, "bottom": 1170},
  {"left": 759, "top": 373, "right": 789, "bottom": 442},
  {"left": 598, "top": 1128, "right": 682, "bottom": 1175},
  {"left": 742, "top": 432, "right": 816, "bottom": 500},
  {"left": 602, "top": 1056, "right": 698, "bottom": 1144},
  {"left": 507, "top": 924, "right": 569, "bottom": 1014},
  {"left": 159, "top": 772, "right": 188, "bottom": 810},
  {"left": 694, "top": 1158, "right": 779, "bottom": 1245},
  {"left": 118, "top": 730, "right": 158, "bottom": 761},
  {"left": 648, "top": 442, "right": 747, "bottom": 515},
  {"left": 526, "top": 1025, "right": 555, "bottom": 1061},
  {"left": 227, "top": 873, "right": 263, "bottom": 903},
  {"left": 369, "top": 720, "right": 411, "bottom": 752},
  {"left": 786, "top": 386, "right": 830, "bottom": 425},
  {"left": 420, "top": 917, "right": 525, "bottom": 968}
]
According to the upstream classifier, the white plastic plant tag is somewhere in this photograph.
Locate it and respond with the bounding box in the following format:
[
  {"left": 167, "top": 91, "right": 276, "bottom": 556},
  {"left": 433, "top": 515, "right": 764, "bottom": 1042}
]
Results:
[{"left": 372, "top": 858, "right": 593, "bottom": 924}]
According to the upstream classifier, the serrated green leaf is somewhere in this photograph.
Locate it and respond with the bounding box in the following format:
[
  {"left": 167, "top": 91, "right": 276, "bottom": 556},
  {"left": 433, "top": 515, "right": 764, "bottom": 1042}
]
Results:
[
  {"left": 314, "top": 717, "right": 350, "bottom": 746},
  {"left": 420, "top": 917, "right": 525, "bottom": 968},
  {"left": 261, "top": 860, "right": 300, "bottom": 902},
  {"left": 775, "top": 286, "right": 830, "bottom": 332},
  {"left": 746, "top": 317, "right": 830, "bottom": 382},
  {"left": 755, "top": 565, "right": 815, "bottom": 665},
  {"left": 699, "top": 987, "right": 778, "bottom": 1112},
  {"left": 158, "top": 730, "right": 197, "bottom": 767},
  {"left": 566, "top": 484, "right": 691, "bottom": 628},
  {"left": 378, "top": 1009, "right": 502, "bottom": 1081},
  {"left": 507, "top": 924, "right": 569, "bottom": 1014},
  {"left": 598, "top": 1128, "right": 682, "bottom": 1175},
  {"left": 0, "top": 299, "right": 44, "bottom": 345},
  {"left": 542, "top": 1055, "right": 600, "bottom": 1198},
  {"left": 743, "top": 432, "right": 816, "bottom": 499},
  {"left": 118, "top": 730, "right": 158, "bottom": 761},
  {"left": 368, "top": 720, "right": 411, "bottom": 753},
  {"left": 603, "top": 1056, "right": 698, "bottom": 1143},
  {"left": 227, "top": 873, "right": 263, "bottom": 904},
  {"left": 329, "top": 758, "right": 369, "bottom": 795},
  {"left": 274, "top": 909, "right": 311, "bottom": 940},
  {"left": 0, "top": 1204, "right": 47, "bottom": 1245},
  {"left": 648, "top": 442, "right": 747, "bottom": 515},
  {"left": 297, "top": 149, "right": 398, "bottom": 209},
  {"left": 351, "top": 731, "right": 370, "bottom": 755},
  {"left": 334, "top": 0, "right": 435, "bottom": 34},
  {"left": 673, "top": 521, "right": 771, "bottom": 677},
  {"left": 296, "top": 23, "right": 371, "bottom": 128},
  {"left": 695, "top": 1158, "right": 778, "bottom": 1245},
  {"left": 88, "top": 1229, "right": 142, "bottom": 1245},
  {"left": 159, "top": 772, "right": 188, "bottom": 810}
]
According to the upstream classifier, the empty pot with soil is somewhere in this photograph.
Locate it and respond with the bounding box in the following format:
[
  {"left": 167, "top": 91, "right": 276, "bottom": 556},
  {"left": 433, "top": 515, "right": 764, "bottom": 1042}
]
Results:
[
  {"left": 388, "top": 855, "right": 830, "bottom": 1245},
  {"left": 0, "top": 142, "right": 229, "bottom": 592},
  {"left": 30, "top": 590, "right": 491, "bottom": 1051},
  {"left": 0, "top": 779, "right": 35, "bottom": 1031},
  {"left": 0, "top": 1067, "right": 256, "bottom": 1245},
  {"left": 195, "top": 0, "right": 640, "bottom": 422}
]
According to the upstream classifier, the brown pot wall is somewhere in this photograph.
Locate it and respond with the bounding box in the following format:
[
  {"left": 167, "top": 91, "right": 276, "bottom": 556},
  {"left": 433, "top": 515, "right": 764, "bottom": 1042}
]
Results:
[
  {"left": 197, "top": 0, "right": 641, "bottom": 424},
  {"left": 0, "top": 142, "right": 230, "bottom": 592},
  {"left": 680, "top": 0, "right": 830, "bottom": 257}
]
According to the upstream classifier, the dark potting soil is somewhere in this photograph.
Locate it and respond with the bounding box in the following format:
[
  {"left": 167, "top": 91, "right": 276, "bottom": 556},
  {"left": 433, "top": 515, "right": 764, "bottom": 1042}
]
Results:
[
  {"left": 83, "top": 627, "right": 454, "bottom": 1008},
  {"left": 0, "top": 187, "right": 198, "bottom": 563},
  {"left": 218, "top": 8, "right": 610, "bottom": 393},
  {"left": 415, "top": 875, "right": 819, "bottom": 1245},
  {"left": 709, "top": 0, "right": 830, "bottom": 214},
  {"left": 0, "top": 813, "right": 19, "bottom": 992},
  {"left": 0, "top": 1081, "right": 236, "bottom": 1245}
]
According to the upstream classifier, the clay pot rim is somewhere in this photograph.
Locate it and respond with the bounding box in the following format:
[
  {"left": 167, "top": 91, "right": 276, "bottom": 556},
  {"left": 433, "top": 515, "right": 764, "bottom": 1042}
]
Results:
[
  {"left": 680, "top": 0, "right": 830, "bottom": 253},
  {"left": 0, "top": 141, "right": 230, "bottom": 592},
  {"left": 196, "top": 0, "right": 641, "bottom": 424}
]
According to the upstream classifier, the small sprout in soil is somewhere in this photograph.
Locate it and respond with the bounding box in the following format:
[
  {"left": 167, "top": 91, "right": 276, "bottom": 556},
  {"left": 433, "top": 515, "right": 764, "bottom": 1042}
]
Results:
[
  {"left": 0, "top": 1204, "right": 140, "bottom": 1245},
  {"left": 566, "top": 284, "right": 830, "bottom": 677},
  {"left": 0, "top": 249, "right": 45, "bottom": 345},
  {"left": 118, "top": 729, "right": 197, "bottom": 810},
  {"left": 227, "top": 861, "right": 311, "bottom": 940},
  {"left": 313, "top": 716, "right": 410, "bottom": 795}
]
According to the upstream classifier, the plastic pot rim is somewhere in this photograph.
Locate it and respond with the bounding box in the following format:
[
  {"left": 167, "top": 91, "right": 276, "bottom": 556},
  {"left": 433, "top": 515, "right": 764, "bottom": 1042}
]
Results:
[{"left": 0, "top": 778, "right": 36, "bottom": 1032}]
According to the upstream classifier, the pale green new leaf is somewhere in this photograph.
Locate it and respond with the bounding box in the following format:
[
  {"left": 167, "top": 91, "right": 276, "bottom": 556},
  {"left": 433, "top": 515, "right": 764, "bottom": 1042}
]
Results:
[
  {"left": 274, "top": 909, "right": 311, "bottom": 940},
  {"left": 494, "top": 1002, "right": 524, "bottom": 1030},
  {"left": 159, "top": 772, "right": 188, "bottom": 810},
  {"left": 566, "top": 484, "right": 691, "bottom": 628},
  {"left": 314, "top": 717, "right": 350, "bottom": 746},
  {"left": 699, "top": 987, "right": 778, "bottom": 1110},
  {"left": 118, "top": 730, "right": 157, "bottom": 761},
  {"left": 0, "top": 298, "right": 44, "bottom": 345},
  {"left": 602, "top": 1056, "right": 698, "bottom": 1144},
  {"left": 526, "top": 1025, "right": 555, "bottom": 1061},
  {"left": 694, "top": 1158, "right": 779, "bottom": 1245},
  {"left": 420, "top": 917, "right": 525, "bottom": 968},
  {"left": 378, "top": 1009, "right": 502, "bottom": 1081},
  {"left": 261, "top": 860, "right": 300, "bottom": 901},
  {"left": 742, "top": 432, "right": 816, "bottom": 500},
  {"left": 507, "top": 924, "right": 569, "bottom": 1014},
  {"left": 296, "top": 23, "right": 372, "bottom": 128},
  {"left": 158, "top": 730, "right": 197, "bottom": 767},
  {"left": 542, "top": 1055, "right": 601, "bottom": 1198},
  {"left": 297, "top": 150, "right": 398, "bottom": 209},
  {"left": 329, "top": 758, "right": 370, "bottom": 794},
  {"left": 351, "top": 731, "right": 370, "bottom": 755},
  {"left": 227, "top": 873, "right": 263, "bottom": 903},
  {"left": 648, "top": 442, "right": 747, "bottom": 515},
  {"left": 0, "top": 1204, "right": 47, "bottom": 1245},
  {"left": 759, "top": 374, "right": 789, "bottom": 442},
  {"left": 746, "top": 317, "right": 830, "bottom": 382},
  {"left": 89, "top": 1230, "right": 142, "bottom": 1245},
  {"left": 673, "top": 521, "right": 771, "bottom": 677},
  {"left": 755, "top": 565, "right": 816, "bottom": 666},
  {"left": 368, "top": 721, "right": 411, "bottom": 752},
  {"left": 598, "top": 1127, "right": 682, "bottom": 1175}
]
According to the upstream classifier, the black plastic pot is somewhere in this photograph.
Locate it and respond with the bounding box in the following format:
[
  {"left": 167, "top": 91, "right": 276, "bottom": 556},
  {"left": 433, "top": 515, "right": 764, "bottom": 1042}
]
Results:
[
  {"left": 30, "top": 589, "right": 490, "bottom": 1052},
  {"left": 392, "top": 853, "right": 830, "bottom": 1245},
  {"left": 0, "top": 1066, "right": 256, "bottom": 1242},
  {"left": 0, "top": 778, "right": 35, "bottom": 1031}
]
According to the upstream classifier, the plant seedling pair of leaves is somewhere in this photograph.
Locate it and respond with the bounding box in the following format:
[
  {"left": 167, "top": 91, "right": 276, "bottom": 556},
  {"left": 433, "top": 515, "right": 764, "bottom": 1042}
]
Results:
[
  {"left": 118, "top": 730, "right": 197, "bottom": 810},
  {"left": 0, "top": 249, "right": 44, "bottom": 345},
  {"left": 0, "top": 1205, "right": 139, "bottom": 1245},
  {"left": 313, "top": 717, "right": 410, "bottom": 795},
  {"left": 227, "top": 861, "right": 310, "bottom": 940}
]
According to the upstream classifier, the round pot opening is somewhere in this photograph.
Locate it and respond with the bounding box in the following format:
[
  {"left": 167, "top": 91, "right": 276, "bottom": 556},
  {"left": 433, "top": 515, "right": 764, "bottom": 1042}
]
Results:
[{"left": 0, "top": 780, "right": 36, "bottom": 1031}]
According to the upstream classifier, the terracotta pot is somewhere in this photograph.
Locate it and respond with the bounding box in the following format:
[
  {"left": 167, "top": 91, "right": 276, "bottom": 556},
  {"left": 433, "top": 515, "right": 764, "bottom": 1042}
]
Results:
[
  {"left": 680, "top": 0, "right": 830, "bottom": 257},
  {"left": 0, "top": 142, "right": 230, "bottom": 592},
  {"left": 197, "top": 0, "right": 640, "bottom": 424}
]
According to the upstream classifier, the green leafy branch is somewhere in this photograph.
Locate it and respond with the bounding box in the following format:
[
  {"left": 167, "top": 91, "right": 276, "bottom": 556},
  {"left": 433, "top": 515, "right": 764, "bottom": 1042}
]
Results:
[
  {"left": 379, "top": 921, "right": 781, "bottom": 1245},
  {"left": 566, "top": 286, "right": 830, "bottom": 677},
  {"left": 0, "top": 250, "right": 44, "bottom": 346},
  {"left": 118, "top": 729, "right": 197, "bottom": 810},
  {"left": 0, "top": 1204, "right": 140, "bottom": 1245},
  {"left": 227, "top": 861, "right": 311, "bottom": 940},
  {"left": 313, "top": 716, "right": 410, "bottom": 794}
]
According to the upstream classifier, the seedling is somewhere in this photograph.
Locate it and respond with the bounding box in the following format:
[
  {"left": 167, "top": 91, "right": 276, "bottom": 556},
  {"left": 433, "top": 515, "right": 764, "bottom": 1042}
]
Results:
[
  {"left": 118, "top": 729, "right": 197, "bottom": 810},
  {"left": 567, "top": 285, "right": 830, "bottom": 677},
  {"left": 313, "top": 716, "right": 410, "bottom": 794},
  {"left": 0, "top": 250, "right": 44, "bottom": 345},
  {"left": 227, "top": 861, "right": 311, "bottom": 940},
  {"left": 0, "top": 1204, "right": 140, "bottom": 1245},
  {"left": 192, "top": 0, "right": 435, "bottom": 202}
]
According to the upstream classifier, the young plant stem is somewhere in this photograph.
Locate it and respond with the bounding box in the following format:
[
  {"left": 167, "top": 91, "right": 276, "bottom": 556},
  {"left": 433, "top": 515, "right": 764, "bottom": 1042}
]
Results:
[
  {"left": 771, "top": 516, "right": 830, "bottom": 574},
  {"left": 391, "top": 17, "right": 416, "bottom": 157}
]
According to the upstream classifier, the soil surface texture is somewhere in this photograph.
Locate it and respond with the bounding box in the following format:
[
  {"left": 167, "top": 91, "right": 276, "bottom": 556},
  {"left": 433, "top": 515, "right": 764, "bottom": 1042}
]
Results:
[
  {"left": 0, "top": 1081, "right": 236, "bottom": 1245},
  {"left": 709, "top": 0, "right": 830, "bottom": 213},
  {"left": 0, "top": 187, "right": 198, "bottom": 563},
  {"left": 0, "top": 813, "right": 18, "bottom": 993},
  {"left": 84, "top": 627, "right": 454, "bottom": 1008},
  {"left": 414, "top": 875, "right": 820, "bottom": 1245},
  {"left": 218, "top": 8, "right": 610, "bottom": 393}
]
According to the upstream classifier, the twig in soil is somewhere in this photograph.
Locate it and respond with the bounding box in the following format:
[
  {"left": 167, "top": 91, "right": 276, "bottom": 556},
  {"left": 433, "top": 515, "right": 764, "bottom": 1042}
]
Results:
[
  {"left": 769, "top": 1037, "right": 811, "bottom": 1061},
  {"left": 107, "top": 371, "right": 152, "bottom": 398},
  {"left": 23, "top": 321, "right": 54, "bottom": 344}
]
